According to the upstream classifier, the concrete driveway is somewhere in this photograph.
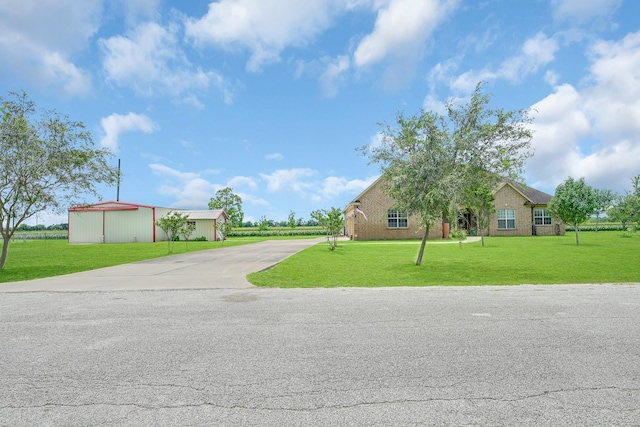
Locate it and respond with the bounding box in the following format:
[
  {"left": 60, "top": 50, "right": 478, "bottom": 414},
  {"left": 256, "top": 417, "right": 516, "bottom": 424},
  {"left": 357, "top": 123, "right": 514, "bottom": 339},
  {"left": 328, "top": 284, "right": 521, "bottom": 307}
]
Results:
[{"left": 0, "top": 238, "right": 323, "bottom": 292}]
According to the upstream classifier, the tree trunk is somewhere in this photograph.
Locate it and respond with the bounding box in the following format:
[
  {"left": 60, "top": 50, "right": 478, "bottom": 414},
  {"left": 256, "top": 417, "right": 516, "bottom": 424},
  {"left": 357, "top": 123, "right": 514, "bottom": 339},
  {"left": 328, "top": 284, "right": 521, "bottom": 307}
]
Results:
[
  {"left": 0, "top": 236, "right": 9, "bottom": 270},
  {"left": 574, "top": 224, "right": 580, "bottom": 245},
  {"left": 415, "top": 227, "right": 429, "bottom": 266}
]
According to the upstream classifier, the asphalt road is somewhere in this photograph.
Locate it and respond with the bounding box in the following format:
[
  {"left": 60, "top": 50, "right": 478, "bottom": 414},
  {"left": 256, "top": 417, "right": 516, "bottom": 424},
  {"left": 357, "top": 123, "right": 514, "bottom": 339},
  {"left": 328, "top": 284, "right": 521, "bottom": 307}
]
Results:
[{"left": 1, "top": 284, "right": 639, "bottom": 426}]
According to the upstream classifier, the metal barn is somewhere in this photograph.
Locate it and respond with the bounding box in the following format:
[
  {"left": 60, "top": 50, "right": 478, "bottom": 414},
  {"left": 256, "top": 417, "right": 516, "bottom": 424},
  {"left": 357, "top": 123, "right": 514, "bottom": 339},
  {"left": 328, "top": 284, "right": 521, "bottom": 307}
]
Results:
[{"left": 68, "top": 201, "right": 227, "bottom": 244}]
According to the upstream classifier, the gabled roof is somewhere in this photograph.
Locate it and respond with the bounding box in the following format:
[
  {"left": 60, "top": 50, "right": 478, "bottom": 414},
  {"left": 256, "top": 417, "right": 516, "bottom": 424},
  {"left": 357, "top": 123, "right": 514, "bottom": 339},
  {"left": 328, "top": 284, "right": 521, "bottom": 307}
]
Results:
[
  {"left": 348, "top": 175, "right": 383, "bottom": 205},
  {"left": 69, "top": 202, "right": 229, "bottom": 219},
  {"left": 500, "top": 180, "right": 553, "bottom": 205},
  {"left": 345, "top": 176, "right": 552, "bottom": 209},
  {"left": 69, "top": 201, "right": 156, "bottom": 211}
]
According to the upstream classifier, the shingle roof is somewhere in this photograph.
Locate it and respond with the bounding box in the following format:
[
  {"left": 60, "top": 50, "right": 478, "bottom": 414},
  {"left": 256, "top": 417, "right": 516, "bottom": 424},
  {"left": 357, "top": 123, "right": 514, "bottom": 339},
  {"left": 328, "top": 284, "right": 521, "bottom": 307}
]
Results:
[{"left": 505, "top": 180, "right": 553, "bottom": 205}]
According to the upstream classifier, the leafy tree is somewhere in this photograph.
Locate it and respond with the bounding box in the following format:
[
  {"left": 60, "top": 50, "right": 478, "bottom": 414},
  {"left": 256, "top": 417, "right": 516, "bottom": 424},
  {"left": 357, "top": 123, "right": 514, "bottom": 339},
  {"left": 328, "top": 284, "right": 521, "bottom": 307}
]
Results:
[
  {"left": 180, "top": 221, "right": 196, "bottom": 250},
  {"left": 209, "top": 187, "right": 243, "bottom": 228},
  {"left": 257, "top": 215, "right": 270, "bottom": 234},
  {"left": 608, "top": 175, "right": 640, "bottom": 232},
  {"left": 464, "top": 178, "right": 496, "bottom": 247},
  {"left": 0, "top": 91, "right": 118, "bottom": 270},
  {"left": 311, "top": 207, "right": 345, "bottom": 250},
  {"left": 547, "top": 177, "right": 596, "bottom": 245},
  {"left": 288, "top": 210, "right": 298, "bottom": 235},
  {"left": 155, "top": 211, "right": 190, "bottom": 253},
  {"left": 216, "top": 219, "right": 230, "bottom": 245},
  {"left": 362, "top": 82, "right": 533, "bottom": 265},
  {"left": 592, "top": 188, "right": 614, "bottom": 232}
]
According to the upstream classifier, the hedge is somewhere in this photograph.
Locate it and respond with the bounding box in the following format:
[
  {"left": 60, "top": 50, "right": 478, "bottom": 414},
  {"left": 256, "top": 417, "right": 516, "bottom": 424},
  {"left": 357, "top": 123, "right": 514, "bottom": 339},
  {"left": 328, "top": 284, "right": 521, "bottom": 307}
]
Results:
[
  {"left": 565, "top": 224, "right": 628, "bottom": 232},
  {"left": 227, "top": 229, "right": 325, "bottom": 237}
]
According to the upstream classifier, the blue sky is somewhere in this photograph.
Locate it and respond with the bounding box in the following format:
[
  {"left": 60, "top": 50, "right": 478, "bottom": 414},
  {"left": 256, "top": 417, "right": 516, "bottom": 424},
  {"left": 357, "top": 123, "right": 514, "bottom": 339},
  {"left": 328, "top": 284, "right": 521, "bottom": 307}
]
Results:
[{"left": 1, "top": 0, "right": 639, "bottom": 225}]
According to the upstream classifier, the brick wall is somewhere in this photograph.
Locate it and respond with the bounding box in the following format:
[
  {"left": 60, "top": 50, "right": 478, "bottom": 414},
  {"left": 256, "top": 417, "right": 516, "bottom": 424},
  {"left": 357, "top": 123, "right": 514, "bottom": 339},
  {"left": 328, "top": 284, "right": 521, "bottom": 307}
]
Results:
[
  {"left": 346, "top": 179, "right": 442, "bottom": 240},
  {"left": 488, "top": 184, "right": 531, "bottom": 236}
]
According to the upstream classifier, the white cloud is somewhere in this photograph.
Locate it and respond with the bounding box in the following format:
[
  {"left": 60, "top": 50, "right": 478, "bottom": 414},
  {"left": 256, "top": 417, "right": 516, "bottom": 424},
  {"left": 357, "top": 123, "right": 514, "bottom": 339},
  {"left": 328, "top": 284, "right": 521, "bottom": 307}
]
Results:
[
  {"left": 551, "top": 0, "right": 622, "bottom": 24},
  {"left": 227, "top": 176, "right": 258, "bottom": 189},
  {"left": 583, "top": 32, "right": 640, "bottom": 138},
  {"left": 319, "top": 55, "right": 351, "bottom": 98},
  {"left": 185, "top": 0, "right": 337, "bottom": 72},
  {"left": 353, "top": 0, "right": 457, "bottom": 68},
  {"left": 312, "top": 175, "right": 379, "bottom": 202},
  {"left": 118, "top": 0, "right": 162, "bottom": 24},
  {"left": 100, "top": 22, "right": 232, "bottom": 103},
  {"left": 527, "top": 84, "right": 590, "bottom": 188},
  {"left": 150, "top": 163, "right": 217, "bottom": 209},
  {"left": 0, "top": 0, "right": 100, "bottom": 95},
  {"left": 527, "top": 31, "right": 640, "bottom": 193},
  {"left": 265, "top": 153, "right": 284, "bottom": 161},
  {"left": 150, "top": 164, "right": 268, "bottom": 209},
  {"left": 452, "top": 32, "right": 559, "bottom": 92},
  {"left": 259, "top": 168, "right": 317, "bottom": 192},
  {"left": 100, "top": 112, "right": 158, "bottom": 153}
]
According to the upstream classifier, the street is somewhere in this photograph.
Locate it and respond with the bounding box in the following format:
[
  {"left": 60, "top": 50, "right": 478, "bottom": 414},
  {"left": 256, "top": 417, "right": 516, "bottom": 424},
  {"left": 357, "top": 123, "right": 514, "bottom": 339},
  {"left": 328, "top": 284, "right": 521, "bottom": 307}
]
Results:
[{"left": 1, "top": 284, "right": 639, "bottom": 426}]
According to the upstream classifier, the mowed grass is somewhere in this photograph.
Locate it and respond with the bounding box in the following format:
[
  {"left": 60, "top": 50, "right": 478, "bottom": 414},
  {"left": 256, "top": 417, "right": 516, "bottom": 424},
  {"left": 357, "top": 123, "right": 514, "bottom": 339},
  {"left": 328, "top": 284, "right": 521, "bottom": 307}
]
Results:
[
  {"left": 248, "top": 233, "right": 640, "bottom": 287},
  {"left": 0, "top": 235, "right": 317, "bottom": 283}
]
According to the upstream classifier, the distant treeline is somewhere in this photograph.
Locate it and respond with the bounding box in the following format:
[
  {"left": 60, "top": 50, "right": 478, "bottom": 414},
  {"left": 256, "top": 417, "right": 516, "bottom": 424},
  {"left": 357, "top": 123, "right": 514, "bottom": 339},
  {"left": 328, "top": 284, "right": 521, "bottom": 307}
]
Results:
[{"left": 16, "top": 223, "right": 68, "bottom": 231}]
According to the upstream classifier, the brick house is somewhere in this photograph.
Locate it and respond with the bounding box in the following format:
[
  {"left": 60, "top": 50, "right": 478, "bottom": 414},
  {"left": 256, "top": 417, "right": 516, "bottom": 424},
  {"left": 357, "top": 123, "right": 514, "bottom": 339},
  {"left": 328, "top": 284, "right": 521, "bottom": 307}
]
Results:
[{"left": 344, "top": 177, "right": 564, "bottom": 240}]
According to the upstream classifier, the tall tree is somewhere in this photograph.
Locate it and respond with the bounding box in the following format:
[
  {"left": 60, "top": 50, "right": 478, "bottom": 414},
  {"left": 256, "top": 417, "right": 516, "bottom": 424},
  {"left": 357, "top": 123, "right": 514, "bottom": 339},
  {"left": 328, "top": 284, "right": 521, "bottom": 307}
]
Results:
[
  {"left": 362, "top": 83, "right": 533, "bottom": 265},
  {"left": 0, "top": 91, "right": 118, "bottom": 270},
  {"left": 208, "top": 187, "right": 243, "bottom": 228},
  {"left": 547, "top": 177, "right": 596, "bottom": 245}
]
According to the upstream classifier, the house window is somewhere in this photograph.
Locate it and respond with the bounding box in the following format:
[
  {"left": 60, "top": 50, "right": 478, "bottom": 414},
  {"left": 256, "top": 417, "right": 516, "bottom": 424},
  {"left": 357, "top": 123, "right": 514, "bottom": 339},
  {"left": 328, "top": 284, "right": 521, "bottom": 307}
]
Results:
[
  {"left": 534, "top": 209, "right": 551, "bottom": 225},
  {"left": 186, "top": 221, "right": 196, "bottom": 229},
  {"left": 497, "top": 209, "right": 515, "bottom": 230},
  {"left": 388, "top": 210, "right": 408, "bottom": 228}
]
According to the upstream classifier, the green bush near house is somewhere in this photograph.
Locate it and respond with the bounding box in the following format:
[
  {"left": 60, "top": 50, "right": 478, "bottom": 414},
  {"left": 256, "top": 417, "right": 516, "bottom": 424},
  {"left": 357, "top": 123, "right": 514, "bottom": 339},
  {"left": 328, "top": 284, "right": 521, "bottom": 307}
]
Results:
[{"left": 248, "top": 233, "right": 640, "bottom": 287}]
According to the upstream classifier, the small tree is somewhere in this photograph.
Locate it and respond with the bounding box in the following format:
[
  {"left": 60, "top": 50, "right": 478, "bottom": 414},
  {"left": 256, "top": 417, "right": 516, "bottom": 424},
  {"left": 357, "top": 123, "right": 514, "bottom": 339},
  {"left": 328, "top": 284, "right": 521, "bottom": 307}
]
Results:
[
  {"left": 209, "top": 187, "right": 243, "bottom": 229},
  {"left": 463, "top": 176, "right": 497, "bottom": 247},
  {"left": 592, "top": 188, "right": 614, "bottom": 232},
  {"left": 548, "top": 177, "right": 596, "bottom": 245},
  {"left": 180, "top": 221, "right": 195, "bottom": 250},
  {"left": 155, "top": 211, "right": 190, "bottom": 253},
  {"left": 0, "top": 91, "right": 118, "bottom": 270},
  {"left": 288, "top": 210, "right": 297, "bottom": 236},
  {"left": 257, "top": 215, "right": 270, "bottom": 235},
  {"left": 311, "top": 207, "right": 345, "bottom": 250},
  {"left": 608, "top": 175, "right": 640, "bottom": 233},
  {"left": 216, "top": 219, "right": 230, "bottom": 245}
]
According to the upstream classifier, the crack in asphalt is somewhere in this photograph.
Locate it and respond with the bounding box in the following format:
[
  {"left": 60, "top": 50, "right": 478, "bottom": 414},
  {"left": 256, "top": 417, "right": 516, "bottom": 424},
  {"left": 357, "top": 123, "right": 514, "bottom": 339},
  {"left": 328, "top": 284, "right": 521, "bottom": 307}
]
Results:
[{"left": 2, "top": 386, "right": 639, "bottom": 412}]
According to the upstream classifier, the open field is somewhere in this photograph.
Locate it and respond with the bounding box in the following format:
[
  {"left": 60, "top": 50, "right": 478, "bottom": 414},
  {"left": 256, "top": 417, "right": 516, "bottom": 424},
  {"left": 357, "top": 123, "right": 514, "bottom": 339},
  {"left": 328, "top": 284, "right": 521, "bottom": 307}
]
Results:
[
  {"left": 248, "top": 233, "right": 640, "bottom": 287},
  {"left": 0, "top": 235, "right": 317, "bottom": 283}
]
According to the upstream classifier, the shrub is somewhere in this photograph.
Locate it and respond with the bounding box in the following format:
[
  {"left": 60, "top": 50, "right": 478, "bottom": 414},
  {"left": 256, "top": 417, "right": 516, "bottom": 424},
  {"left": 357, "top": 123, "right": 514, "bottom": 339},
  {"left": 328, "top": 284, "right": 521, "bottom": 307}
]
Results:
[{"left": 565, "top": 224, "right": 626, "bottom": 232}]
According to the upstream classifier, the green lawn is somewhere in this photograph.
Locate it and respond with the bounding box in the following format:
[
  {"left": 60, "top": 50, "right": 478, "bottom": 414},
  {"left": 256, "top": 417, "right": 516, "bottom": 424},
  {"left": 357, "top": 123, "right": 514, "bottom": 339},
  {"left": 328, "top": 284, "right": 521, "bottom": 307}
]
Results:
[
  {"left": 0, "top": 236, "right": 316, "bottom": 283},
  {"left": 248, "top": 233, "right": 640, "bottom": 287}
]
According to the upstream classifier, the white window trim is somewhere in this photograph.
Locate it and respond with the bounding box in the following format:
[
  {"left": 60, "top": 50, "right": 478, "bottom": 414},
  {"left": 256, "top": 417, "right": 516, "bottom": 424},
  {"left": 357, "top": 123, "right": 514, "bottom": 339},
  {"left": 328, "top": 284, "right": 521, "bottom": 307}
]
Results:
[
  {"left": 534, "top": 209, "right": 552, "bottom": 226},
  {"left": 387, "top": 210, "right": 408, "bottom": 229},
  {"left": 497, "top": 209, "right": 516, "bottom": 230}
]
